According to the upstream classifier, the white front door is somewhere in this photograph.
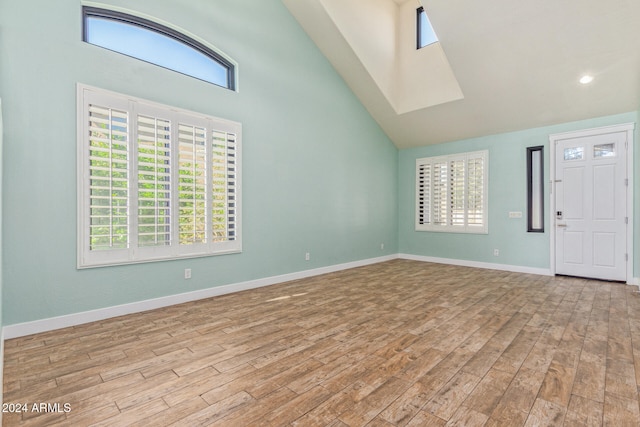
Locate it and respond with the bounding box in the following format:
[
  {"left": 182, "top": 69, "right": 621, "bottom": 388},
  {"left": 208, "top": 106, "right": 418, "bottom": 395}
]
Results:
[{"left": 554, "top": 129, "right": 628, "bottom": 281}]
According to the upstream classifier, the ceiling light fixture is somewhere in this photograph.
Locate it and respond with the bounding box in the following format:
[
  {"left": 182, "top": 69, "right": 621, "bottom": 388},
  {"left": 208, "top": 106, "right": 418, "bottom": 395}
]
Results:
[{"left": 579, "top": 75, "right": 594, "bottom": 85}]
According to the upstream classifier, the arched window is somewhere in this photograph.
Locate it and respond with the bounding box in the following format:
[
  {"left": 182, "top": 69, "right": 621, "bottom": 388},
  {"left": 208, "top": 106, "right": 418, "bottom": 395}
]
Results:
[{"left": 82, "top": 7, "right": 235, "bottom": 90}]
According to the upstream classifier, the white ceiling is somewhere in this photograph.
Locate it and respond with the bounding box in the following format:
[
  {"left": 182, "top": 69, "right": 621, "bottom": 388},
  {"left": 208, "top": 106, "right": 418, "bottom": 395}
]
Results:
[{"left": 283, "top": 0, "right": 640, "bottom": 149}]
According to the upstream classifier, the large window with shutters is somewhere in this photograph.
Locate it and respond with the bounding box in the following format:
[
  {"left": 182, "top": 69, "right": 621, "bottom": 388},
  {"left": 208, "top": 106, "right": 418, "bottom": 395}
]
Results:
[
  {"left": 416, "top": 150, "right": 488, "bottom": 233},
  {"left": 77, "top": 84, "right": 241, "bottom": 268}
]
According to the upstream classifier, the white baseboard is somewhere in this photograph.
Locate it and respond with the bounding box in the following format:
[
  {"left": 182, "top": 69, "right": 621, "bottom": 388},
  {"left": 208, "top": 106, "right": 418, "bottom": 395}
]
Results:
[
  {"left": 9, "top": 253, "right": 617, "bottom": 339},
  {"left": 2, "top": 255, "right": 397, "bottom": 339},
  {"left": 398, "top": 253, "right": 553, "bottom": 276}
]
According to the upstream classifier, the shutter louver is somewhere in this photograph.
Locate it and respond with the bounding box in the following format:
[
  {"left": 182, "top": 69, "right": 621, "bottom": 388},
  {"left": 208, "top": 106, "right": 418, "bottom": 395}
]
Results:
[
  {"left": 137, "top": 115, "right": 171, "bottom": 247},
  {"left": 178, "top": 124, "right": 207, "bottom": 245},
  {"left": 88, "top": 104, "right": 129, "bottom": 250}
]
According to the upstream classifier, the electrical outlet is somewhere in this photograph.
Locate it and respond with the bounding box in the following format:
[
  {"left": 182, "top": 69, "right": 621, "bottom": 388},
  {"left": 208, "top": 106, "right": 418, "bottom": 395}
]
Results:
[
  {"left": 381, "top": 243, "right": 385, "bottom": 250},
  {"left": 493, "top": 249, "right": 499, "bottom": 257},
  {"left": 305, "top": 252, "right": 310, "bottom": 261},
  {"left": 184, "top": 268, "right": 192, "bottom": 279}
]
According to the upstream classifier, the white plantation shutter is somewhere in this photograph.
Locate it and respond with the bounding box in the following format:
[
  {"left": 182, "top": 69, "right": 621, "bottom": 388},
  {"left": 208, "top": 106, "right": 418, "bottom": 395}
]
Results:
[
  {"left": 78, "top": 85, "right": 242, "bottom": 268},
  {"left": 432, "top": 162, "right": 448, "bottom": 225},
  {"left": 137, "top": 115, "right": 171, "bottom": 247},
  {"left": 178, "top": 123, "right": 208, "bottom": 245},
  {"left": 415, "top": 150, "right": 488, "bottom": 233},
  {"left": 449, "top": 159, "right": 465, "bottom": 226},
  {"left": 467, "top": 156, "right": 484, "bottom": 227},
  {"left": 212, "top": 130, "right": 237, "bottom": 242},
  {"left": 88, "top": 104, "right": 129, "bottom": 250},
  {"left": 416, "top": 163, "right": 431, "bottom": 226}
]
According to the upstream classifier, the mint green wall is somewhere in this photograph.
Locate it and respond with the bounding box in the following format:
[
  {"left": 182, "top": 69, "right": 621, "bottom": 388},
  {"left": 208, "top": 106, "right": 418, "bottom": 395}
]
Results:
[
  {"left": 399, "top": 111, "right": 638, "bottom": 273},
  {"left": 0, "top": 97, "right": 3, "bottom": 413},
  {"left": 0, "top": 98, "right": 3, "bottom": 333},
  {"left": 0, "top": 0, "right": 398, "bottom": 325}
]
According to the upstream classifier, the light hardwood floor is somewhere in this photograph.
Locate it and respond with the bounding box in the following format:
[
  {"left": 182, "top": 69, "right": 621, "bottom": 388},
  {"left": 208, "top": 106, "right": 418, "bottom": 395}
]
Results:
[{"left": 4, "top": 259, "right": 640, "bottom": 426}]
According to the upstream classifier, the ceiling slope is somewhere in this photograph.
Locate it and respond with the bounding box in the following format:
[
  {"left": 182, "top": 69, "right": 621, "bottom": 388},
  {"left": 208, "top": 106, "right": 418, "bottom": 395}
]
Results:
[{"left": 283, "top": 0, "right": 640, "bottom": 148}]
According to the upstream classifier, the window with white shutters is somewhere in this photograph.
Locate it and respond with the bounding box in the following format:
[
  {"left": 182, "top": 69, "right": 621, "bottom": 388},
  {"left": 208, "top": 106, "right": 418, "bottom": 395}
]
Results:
[
  {"left": 415, "top": 150, "right": 488, "bottom": 233},
  {"left": 78, "top": 84, "right": 242, "bottom": 268}
]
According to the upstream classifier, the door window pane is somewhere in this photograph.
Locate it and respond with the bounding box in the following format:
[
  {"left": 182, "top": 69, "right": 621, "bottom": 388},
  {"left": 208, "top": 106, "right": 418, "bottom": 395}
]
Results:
[
  {"left": 564, "top": 147, "right": 584, "bottom": 161},
  {"left": 594, "top": 143, "right": 615, "bottom": 158}
]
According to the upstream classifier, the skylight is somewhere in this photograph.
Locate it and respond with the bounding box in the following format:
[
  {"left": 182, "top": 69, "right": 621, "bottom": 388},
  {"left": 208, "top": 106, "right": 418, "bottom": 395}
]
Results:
[{"left": 417, "top": 7, "right": 438, "bottom": 49}]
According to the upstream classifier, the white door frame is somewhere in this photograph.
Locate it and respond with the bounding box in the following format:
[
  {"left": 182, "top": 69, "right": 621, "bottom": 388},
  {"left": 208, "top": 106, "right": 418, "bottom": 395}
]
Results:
[{"left": 549, "top": 123, "right": 635, "bottom": 283}]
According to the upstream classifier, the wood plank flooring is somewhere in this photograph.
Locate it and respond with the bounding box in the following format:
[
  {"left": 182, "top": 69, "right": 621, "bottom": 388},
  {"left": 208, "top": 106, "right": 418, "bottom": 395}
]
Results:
[{"left": 4, "top": 259, "right": 640, "bottom": 426}]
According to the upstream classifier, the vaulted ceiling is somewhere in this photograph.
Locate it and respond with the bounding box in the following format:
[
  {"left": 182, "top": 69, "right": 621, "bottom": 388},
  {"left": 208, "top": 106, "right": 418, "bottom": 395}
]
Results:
[{"left": 283, "top": 0, "right": 640, "bottom": 148}]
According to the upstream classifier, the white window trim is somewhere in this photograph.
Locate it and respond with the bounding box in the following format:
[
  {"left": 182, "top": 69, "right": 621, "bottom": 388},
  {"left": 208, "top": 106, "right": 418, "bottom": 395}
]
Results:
[
  {"left": 415, "top": 150, "right": 489, "bottom": 234},
  {"left": 77, "top": 84, "right": 242, "bottom": 268}
]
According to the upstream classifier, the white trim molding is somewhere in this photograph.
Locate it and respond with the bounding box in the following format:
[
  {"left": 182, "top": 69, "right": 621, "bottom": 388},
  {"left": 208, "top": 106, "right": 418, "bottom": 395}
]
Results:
[
  {"left": 398, "top": 253, "right": 553, "bottom": 276},
  {"left": 3, "top": 255, "right": 397, "bottom": 339}
]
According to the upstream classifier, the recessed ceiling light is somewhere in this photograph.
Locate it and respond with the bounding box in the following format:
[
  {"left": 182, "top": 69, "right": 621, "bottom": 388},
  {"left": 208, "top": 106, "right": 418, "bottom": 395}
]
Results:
[{"left": 579, "top": 75, "right": 594, "bottom": 85}]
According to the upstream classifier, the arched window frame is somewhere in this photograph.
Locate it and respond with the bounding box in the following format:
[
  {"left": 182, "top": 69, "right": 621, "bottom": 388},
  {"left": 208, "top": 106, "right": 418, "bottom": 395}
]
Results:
[{"left": 82, "top": 6, "right": 236, "bottom": 90}]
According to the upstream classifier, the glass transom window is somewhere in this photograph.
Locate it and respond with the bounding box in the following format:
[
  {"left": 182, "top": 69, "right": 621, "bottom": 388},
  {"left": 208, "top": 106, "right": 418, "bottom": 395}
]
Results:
[{"left": 82, "top": 6, "right": 235, "bottom": 89}]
